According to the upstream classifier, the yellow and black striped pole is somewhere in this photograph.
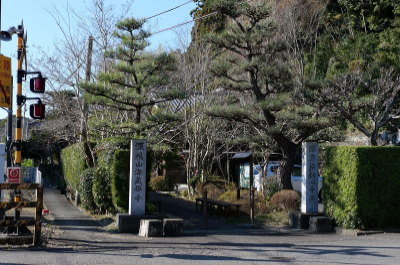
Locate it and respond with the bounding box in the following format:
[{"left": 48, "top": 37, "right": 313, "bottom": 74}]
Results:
[{"left": 15, "top": 24, "right": 23, "bottom": 167}]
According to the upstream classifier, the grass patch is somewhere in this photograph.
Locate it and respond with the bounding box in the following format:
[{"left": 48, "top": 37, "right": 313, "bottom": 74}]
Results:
[{"left": 255, "top": 212, "right": 289, "bottom": 227}]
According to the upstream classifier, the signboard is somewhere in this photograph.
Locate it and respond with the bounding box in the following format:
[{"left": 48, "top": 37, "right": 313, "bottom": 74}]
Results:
[
  {"left": 0, "top": 55, "right": 12, "bottom": 108},
  {"left": 239, "top": 162, "right": 250, "bottom": 189},
  {"left": 7, "top": 167, "right": 21, "bottom": 183}
]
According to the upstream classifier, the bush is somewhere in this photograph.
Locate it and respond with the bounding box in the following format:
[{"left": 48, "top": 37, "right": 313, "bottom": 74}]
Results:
[
  {"left": 93, "top": 166, "right": 115, "bottom": 214},
  {"left": 181, "top": 190, "right": 189, "bottom": 198},
  {"left": 164, "top": 173, "right": 176, "bottom": 192},
  {"left": 196, "top": 180, "right": 229, "bottom": 200},
  {"left": 80, "top": 168, "right": 96, "bottom": 212},
  {"left": 218, "top": 189, "right": 269, "bottom": 215},
  {"left": 270, "top": 190, "right": 300, "bottom": 212},
  {"left": 263, "top": 177, "right": 280, "bottom": 200},
  {"left": 149, "top": 176, "right": 166, "bottom": 191}
]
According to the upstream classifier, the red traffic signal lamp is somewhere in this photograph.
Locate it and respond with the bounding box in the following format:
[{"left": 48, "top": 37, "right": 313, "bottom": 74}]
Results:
[
  {"left": 30, "top": 102, "right": 45, "bottom": 119},
  {"left": 30, "top": 74, "right": 46, "bottom": 93}
]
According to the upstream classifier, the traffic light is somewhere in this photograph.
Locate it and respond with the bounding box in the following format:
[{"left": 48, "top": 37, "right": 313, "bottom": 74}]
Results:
[
  {"left": 30, "top": 102, "right": 45, "bottom": 119},
  {"left": 30, "top": 75, "right": 46, "bottom": 93}
]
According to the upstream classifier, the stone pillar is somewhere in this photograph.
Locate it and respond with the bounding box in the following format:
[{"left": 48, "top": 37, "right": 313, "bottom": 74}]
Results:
[
  {"left": 129, "top": 140, "right": 147, "bottom": 215},
  {"left": 301, "top": 142, "right": 319, "bottom": 213}
]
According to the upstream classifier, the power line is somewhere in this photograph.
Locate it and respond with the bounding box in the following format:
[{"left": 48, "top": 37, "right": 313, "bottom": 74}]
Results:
[
  {"left": 151, "top": 0, "right": 255, "bottom": 35},
  {"left": 145, "top": 0, "right": 193, "bottom": 20},
  {"left": 46, "top": 0, "right": 257, "bottom": 91}
]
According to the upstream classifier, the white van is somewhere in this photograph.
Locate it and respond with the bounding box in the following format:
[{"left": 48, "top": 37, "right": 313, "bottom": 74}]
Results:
[{"left": 253, "top": 162, "right": 322, "bottom": 201}]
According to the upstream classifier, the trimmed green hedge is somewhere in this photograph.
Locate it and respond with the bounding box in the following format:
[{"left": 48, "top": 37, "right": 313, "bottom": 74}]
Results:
[
  {"left": 80, "top": 168, "right": 96, "bottom": 212},
  {"left": 93, "top": 166, "right": 114, "bottom": 214},
  {"left": 323, "top": 146, "right": 400, "bottom": 229},
  {"left": 111, "top": 150, "right": 131, "bottom": 212},
  {"left": 61, "top": 143, "right": 91, "bottom": 192},
  {"left": 111, "top": 147, "right": 153, "bottom": 213}
]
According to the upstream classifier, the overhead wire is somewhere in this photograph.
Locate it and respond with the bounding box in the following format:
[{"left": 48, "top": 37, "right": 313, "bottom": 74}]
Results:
[
  {"left": 151, "top": 0, "right": 255, "bottom": 35},
  {"left": 46, "top": 0, "right": 257, "bottom": 91},
  {"left": 145, "top": 0, "right": 193, "bottom": 20}
]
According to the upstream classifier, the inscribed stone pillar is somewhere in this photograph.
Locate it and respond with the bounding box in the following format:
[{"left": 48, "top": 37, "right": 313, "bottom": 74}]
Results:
[
  {"left": 129, "top": 140, "right": 147, "bottom": 215},
  {"left": 301, "top": 142, "right": 319, "bottom": 213}
]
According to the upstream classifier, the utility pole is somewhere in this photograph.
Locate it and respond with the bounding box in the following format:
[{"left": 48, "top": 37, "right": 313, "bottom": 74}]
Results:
[{"left": 81, "top": 36, "right": 93, "bottom": 142}]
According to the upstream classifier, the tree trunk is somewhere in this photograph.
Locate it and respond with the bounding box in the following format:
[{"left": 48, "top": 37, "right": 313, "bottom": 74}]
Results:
[{"left": 277, "top": 146, "right": 296, "bottom": 190}]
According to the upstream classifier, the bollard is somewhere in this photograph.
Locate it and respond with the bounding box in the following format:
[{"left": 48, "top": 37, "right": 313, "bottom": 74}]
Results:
[
  {"left": 250, "top": 186, "right": 254, "bottom": 228},
  {"left": 236, "top": 188, "right": 240, "bottom": 201},
  {"left": 203, "top": 190, "right": 207, "bottom": 230}
]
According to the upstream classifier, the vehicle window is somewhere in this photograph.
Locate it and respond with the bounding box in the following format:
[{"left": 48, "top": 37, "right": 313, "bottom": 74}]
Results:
[
  {"left": 253, "top": 165, "right": 262, "bottom": 174},
  {"left": 292, "top": 167, "right": 301, "bottom": 177},
  {"left": 270, "top": 166, "right": 278, "bottom": 174}
]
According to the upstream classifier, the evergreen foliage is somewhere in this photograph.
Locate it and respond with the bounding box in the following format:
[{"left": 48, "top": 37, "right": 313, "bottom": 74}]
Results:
[
  {"left": 203, "top": 0, "right": 334, "bottom": 189},
  {"left": 111, "top": 149, "right": 131, "bottom": 212},
  {"left": 323, "top": 146, "right": 400, "bottom": 229},
  {"left": 80, "top": 168, "right": 96, "bottom": 212},
  {"left": 93, "top": 166, "right": 115, "bottom": 214},
  {"left": 80, "top": 17, "right": 184, "bottom": 141},
  {"left": 61, "top": 143, "right": 90, "bottom": 192}
]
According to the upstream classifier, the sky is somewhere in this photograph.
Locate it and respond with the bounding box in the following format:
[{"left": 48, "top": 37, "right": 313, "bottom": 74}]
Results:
[{"left": 0, "top": 0, "right": 197, "bottom": 120}]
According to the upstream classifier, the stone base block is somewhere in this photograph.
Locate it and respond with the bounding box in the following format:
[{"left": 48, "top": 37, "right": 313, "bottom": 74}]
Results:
[
  {"left": 117, "top": 214, "right": 157, "bottom": 233},
  {"left": 288, "top": 211, "right": 324, "bottom": 229},
  {"left": 309, "top": 216, "right": 332, "bottom": 233},
  {"left": 139, "top": 219, "right": 163, "bottom": 237},
  {"left": 163, "top": 218, "right": 184, "bottom": 236}
]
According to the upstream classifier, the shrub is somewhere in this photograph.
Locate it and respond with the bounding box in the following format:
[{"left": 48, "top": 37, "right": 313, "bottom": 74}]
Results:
[
  {"left": 196, "top": 180, "right": 227, "bottom": 200},
  {"left": 93, "top": 166, "right": 115, "bottom": 214},
  {"left": 164, "top": 173, "right": 176, "bottom": 192},
  {"left": 270, "top": 190, "right": 300, "bottom": 212},
  {"left": 181, "top": 190, "right": 189, "bottom": 198},
  {"left": 80, "top": 168, "right": 96, "bottom": 212},
  {"left": 263, "top": 177, "right": 280, "bottom": 200},
  {"left": 149, "top": 176, "right": 166, "bottom": 191},
  {"left": 218, "top": 189, "right": 269, "bottom": 215},
  {"left": 218, "top": 189, "right": 237, "bottom": 201}
]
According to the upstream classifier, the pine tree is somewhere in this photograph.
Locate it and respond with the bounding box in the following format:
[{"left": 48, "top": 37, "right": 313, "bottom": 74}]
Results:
[
  {"left": 80, "top": 18, "right": 184, "bottom": 142},
  {"left": 204, "top": 0, "right": 334, "bottom": 189}
]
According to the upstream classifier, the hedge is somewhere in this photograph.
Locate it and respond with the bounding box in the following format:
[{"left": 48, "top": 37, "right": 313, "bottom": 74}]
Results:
[
  {"left": 80, "top": 168, "right": 96, "bottom": 212},
  {"left": 323, "top": 146, "right": 400, "bottom": 229},
  {"left": 61, "top": 143, "right": 92, "bottom": 192},
  {"left": 93, "top": 166, "right": 114, "bottom": 214},
  {"left": 111, "top": 147, "right": 153, "bottom": 213}
]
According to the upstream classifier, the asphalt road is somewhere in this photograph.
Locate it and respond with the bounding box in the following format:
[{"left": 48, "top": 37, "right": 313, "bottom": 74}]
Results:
[{"left": 0, "top": 188, "right": 399, "bottom": 264}]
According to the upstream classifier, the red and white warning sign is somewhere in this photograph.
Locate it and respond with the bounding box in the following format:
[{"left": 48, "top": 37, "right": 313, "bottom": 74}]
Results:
[{"left": 7, "top": 167, "right": 21, "bottom": 183}]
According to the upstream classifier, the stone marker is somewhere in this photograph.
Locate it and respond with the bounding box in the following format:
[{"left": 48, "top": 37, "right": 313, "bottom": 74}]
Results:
[
  {"left": 129, "top": 140, "right": 147, "bottom": 215},
  {"left": 138, "top": 219, "right": 163, "bottom": 237},
  {"left": 163, "top": 218, "right": 184, "bottom": 236},
  {"left": 301, "top": 142, "right": 319, "bottom": 213},
  {"left": 309, "top": 216, "right": 332, "bottom": 233}
]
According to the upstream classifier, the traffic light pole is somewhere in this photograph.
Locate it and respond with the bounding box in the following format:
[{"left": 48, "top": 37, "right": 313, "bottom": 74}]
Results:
[{"left": 15, "top": 25, "right": 23, "bottom": 167}]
